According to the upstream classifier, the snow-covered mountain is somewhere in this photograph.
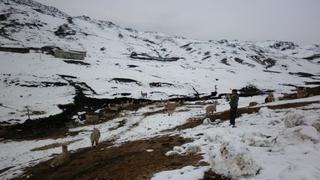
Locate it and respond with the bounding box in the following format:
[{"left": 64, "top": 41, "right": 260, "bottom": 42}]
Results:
[
  {"left": 1, "top": 0, "right": 319, "bottom": 124},
  {"left": 1, "top": 1, "right": 320, "bottom": 180}
]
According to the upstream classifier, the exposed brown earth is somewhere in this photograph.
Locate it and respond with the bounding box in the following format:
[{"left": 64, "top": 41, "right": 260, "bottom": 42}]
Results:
[
  {"left": 16, "top": 135, "right": 205, "bottom": 180},
  {"left": 4, "top": 88, "right": 320, "bottom": 180}
]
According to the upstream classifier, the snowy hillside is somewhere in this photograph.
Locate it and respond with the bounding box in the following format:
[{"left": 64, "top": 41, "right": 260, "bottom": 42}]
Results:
[
  {"left": 1, "top": 0, "right": 319, "bottom": 124},
  {"left": 0, "top": 0, "right": 320, "bottom": 180}
]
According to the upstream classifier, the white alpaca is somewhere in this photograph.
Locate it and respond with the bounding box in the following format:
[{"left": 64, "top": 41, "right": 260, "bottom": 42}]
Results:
[
  {"left": 50, "top": 144, "right": 69, "bottom": 168},
  {"left": 90, "top": 128, "right": 101, "bottom": 147},
  {"left": 205, "top": 101, "right": 218, "bottom": 116},
  {"left": 85, "top": 114, "right": 99, "bottom": 124}
]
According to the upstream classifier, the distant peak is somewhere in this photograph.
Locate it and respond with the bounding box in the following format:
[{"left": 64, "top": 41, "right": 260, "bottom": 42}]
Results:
[{"left": 1, "top": 0, "right": 69, "bottom": 18}]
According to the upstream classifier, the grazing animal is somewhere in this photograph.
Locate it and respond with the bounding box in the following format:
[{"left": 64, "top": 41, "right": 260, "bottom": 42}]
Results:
[
  {"left": 141, "top": 91, "right": 148, "bottom": 98},
  {"left": 205, "top": 101, "right": 218, "bottom": 116},
  {"left": 90, "top": 128, "right": 101, "bottom": 147},
  {"left": 297, "top": 88, "right": 308, "bottom": 98},
  {"left": 249, "top": 102, "right": 258, "bottom": 106},
  {"left": 50, "top": 144, "right": 69, "bottom": 168},
  {"left": 205, "top": 104, "right": 216, "bottom": 116},
  {"left": 85, "top": 114, "right": 99, "bottom": 124},
  {"left": 165, "top": 101, "right": 179, "bottom": 116},
  {"left": 265, "top": 93, "right": 275, "bottom": 103}
]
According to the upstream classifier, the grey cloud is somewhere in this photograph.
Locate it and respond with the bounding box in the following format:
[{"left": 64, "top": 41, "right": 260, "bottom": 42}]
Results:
[{"left": 36, "top": 0, "right": 320, "bottom": 44}]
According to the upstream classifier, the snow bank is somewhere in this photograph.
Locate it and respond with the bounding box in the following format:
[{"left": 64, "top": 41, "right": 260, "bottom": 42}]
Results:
[
  {"left": 210, "top": 141, "right": 261, "bottom": 178},
  {"left": 283, "top": 113, "right": 305, "bottom": 128}
]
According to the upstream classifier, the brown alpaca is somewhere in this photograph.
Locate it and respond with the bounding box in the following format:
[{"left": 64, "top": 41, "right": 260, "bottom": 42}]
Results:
[
  {"left": 85, "top": 114, "right": 99, "bottom": 124},
  {"left": 50, "top": 144, "right": 69, "bottom": 168},
  {"left": 165, "top": 101, "right": 179, "bottom": 116},
  {"left": 90, "top": 128, "right": 101, "bottom": 147}
]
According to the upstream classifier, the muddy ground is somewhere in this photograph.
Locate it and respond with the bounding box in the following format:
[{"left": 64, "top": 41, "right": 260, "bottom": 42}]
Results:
[
  {"left": 3, "top": 85, "right": 319, "bottom": 141},
  {"left": 16, "top": 135, "right": 205, "bottom": 180},
  {"left": 11, "top": 98, "right": 320, "bottom": 180}
]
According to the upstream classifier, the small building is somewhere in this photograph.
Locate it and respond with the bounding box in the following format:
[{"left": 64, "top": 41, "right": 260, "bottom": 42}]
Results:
[
  {"left": 0, "top": 46, "right": 30, "bottom": 53},
  {"left": 52, "top": 49, "right": 86, "bottom": 60}
]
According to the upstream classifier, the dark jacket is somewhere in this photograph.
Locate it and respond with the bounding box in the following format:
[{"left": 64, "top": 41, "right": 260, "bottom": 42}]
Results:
[{"left": 229, "top": 94, "right": 239, "bottom": 108}]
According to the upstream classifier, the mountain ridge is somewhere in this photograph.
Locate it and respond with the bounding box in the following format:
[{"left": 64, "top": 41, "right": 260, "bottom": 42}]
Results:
[{"left": 0, "top": 0, "right": 319, "bottom": 124}]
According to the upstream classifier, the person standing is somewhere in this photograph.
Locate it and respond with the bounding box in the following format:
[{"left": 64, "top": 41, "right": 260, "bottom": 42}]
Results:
[{"left": 229, "top": 89, "right": 239, "bottom": 127}]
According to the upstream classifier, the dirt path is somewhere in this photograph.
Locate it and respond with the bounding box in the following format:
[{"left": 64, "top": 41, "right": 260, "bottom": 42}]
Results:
[{"left": 16, "top": 135, "right": 205, "bottom": 180}]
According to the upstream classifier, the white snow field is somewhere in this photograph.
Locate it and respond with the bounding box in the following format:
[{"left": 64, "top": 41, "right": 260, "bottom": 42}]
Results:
[{"left": 0, "top": 0, "right": 320, "bottom": 179}]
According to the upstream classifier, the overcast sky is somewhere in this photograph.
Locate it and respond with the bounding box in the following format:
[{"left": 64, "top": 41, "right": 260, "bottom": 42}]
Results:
[{"left": 35, "top": 0, "right": 320, "bottom": 44}]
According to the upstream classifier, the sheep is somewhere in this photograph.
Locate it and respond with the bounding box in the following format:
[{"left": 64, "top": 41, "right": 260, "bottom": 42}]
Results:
[
  {"left": 90, "top": 128, "right": 101, "bottom": 148},
  {"left": 50, "top": 144, "right": 69, "bottom": 168},
  {"left": 85, "top": 114, "right": 99, "bottom": 124},
  {"left": 141, "top": 91, "right": 148, "bottom": 98},
  {"left": 164, "top": 101, "right": 180, "bottom": 116}
]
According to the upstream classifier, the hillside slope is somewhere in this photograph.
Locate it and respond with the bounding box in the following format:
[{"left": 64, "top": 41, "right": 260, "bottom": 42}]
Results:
[
  {"left": 0, "top": 1, "right": 320, "bottom": 180},
  {"left": 1, "top": 0, "right": 319, "bottom": 124}
]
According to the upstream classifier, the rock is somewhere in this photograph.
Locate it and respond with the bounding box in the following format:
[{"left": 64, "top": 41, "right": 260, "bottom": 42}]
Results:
[
  {"left": 239, "top": 85, "right": 264, "bottom": 97},
  {"left": 184, "top": 145, "right": 201, "bottom": 155},
  {"left": 249, "top": 102, "right": 258, "bottom": 106},
  {"left": 54, "top": 24, "right": 76, "bottom": 37}
]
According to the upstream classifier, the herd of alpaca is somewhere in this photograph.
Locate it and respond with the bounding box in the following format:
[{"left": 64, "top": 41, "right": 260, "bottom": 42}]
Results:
[
  {"left": 51, "top": 88, "right": 312, "bottom": 168},
  {"left": 50, "top": 127, "right": 101, "bottom": 168}
]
